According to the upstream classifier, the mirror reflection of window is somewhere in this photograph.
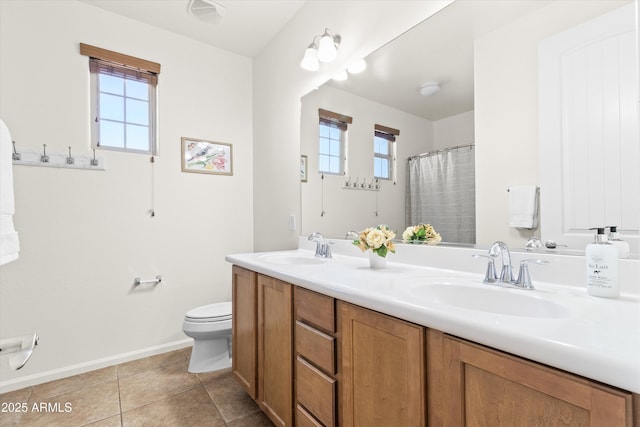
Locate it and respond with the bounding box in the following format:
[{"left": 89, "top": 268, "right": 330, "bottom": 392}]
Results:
[
  {"left": 318, "top": 109, "right": 352, "bottom": 175},
  {"left": 374, "top": 124, "right": 399, "bottom": 182}
]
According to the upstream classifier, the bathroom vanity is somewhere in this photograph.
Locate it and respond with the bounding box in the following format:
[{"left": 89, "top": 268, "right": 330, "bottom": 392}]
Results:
[{"left": 226, "top": 242, "right": 640, "bottom": 426}]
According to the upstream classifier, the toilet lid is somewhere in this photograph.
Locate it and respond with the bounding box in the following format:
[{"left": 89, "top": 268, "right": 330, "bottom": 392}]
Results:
[{"left": 186, "top": 302, "right": 232, "bottom": 321}]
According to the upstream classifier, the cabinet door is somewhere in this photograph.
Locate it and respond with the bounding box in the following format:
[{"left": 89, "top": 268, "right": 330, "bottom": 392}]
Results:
[
  {"left": 339, "top": 301, "right": 426, "bottom": 427},
  {"left": 231, "top": 266, "right": 257, "bottom": 399},
  {"left": 258, "top": 275, "right": 293, "bottom": 427},
  {"left": 443, "top": 336, "right": 633, "bottom": 426}
]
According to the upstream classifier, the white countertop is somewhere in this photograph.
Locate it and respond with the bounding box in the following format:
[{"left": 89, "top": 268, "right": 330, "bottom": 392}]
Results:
[{"left": 226, "top": 241, "right": 640, "bottom": 393}]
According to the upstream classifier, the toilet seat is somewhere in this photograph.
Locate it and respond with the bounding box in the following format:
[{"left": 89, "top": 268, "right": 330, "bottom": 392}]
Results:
[{"left": 185, "top": 302, "right": 232, "bottom": 323}]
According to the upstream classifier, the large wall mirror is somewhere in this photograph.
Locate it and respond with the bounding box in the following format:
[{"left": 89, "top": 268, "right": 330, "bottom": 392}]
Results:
[{"left": 300, "top": 0, "right": 638, "bottom": 255}]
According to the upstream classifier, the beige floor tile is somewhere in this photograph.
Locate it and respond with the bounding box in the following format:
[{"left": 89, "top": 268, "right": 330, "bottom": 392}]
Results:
[
  {"left": 117, "top": 349, "right": 189, "bottom": 379},
  {"left": 121, "top": 385, "right": 224, "bottom": 427},
  {"left": 201, "top": 372, "right": 260, "bottom": 423},
  {"left": 82, "top": 415, "right": 122, "bottom": 426},
  {"left": 30, "top": 366, "right": 117, "bottom": 400},
  {"left": 0, "top": 387, "right": 33, "bottom": 427},
  {"left": 20, "top": 379, "right": 120, "bottom": 427},
  {"left": 119, "top": 360, "right": 199, "bottom": 412},
  {"left": 225, "top": 411, "right": 275, "bottom": 427}
]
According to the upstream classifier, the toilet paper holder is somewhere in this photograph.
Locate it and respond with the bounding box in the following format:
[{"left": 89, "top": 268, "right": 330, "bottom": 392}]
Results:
[
  {"left": 0, "top": 332, "right": 39, "bottom": 370},
  {"left": 134, "top": 275, "right": 162, "bottom": 286}
]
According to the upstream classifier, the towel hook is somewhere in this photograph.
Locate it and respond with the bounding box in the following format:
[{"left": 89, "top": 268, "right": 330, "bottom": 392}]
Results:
[
  {"left": 11, "top": 141, "right": 21, "bottom": 161},
  {"left": 66, "top": 146, "right": 74, "bottom": 165},
  {"left": 40, "top": 144, "right": 49, "bottom": 163},
  {"left": 90, "top": 149, "right": 98, "bottom": 166}
]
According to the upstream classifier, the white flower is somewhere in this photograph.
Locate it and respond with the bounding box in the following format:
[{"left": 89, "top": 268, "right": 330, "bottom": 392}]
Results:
[{"left": 365, "top": 229, "right": 387, "bottom": 249}]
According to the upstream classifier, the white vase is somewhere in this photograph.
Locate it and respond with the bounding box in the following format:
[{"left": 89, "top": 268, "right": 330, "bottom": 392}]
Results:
[{"left": 368, "top": 251, "right": 387, "bottom": 269}]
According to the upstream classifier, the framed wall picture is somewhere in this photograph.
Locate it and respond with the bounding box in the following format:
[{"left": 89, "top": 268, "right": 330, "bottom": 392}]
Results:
[
  {"left": 181, "top": 137, "right": 233, "bottom": 175},
  {"left": 300, "top": 155, "right": 308, "bottom": 182}
]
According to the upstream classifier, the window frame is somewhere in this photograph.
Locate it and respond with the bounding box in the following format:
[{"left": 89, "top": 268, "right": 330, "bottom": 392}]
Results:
[
  {"left": 373, "top": 124, "right": 399, "bottom": 181},
  {"left": 81, "top": 43, "right": 160, "bottom": 155},
  {"left": 318, "top": 109, "right": 353, "bottom": 176}
]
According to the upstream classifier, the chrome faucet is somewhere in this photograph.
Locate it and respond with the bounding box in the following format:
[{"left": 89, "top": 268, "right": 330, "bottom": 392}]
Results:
[
  {"left": 473, "top": 241, "right": 547, "bottom": 290},
  {"left": 308, "top": 232, "right": 332, "bottom": 258},
  {"left": 491, "top": 241, "right": 515, "bottom": 283}
]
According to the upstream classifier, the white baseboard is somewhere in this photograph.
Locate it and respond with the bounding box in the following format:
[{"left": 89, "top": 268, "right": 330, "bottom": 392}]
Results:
[{"left": 0, "top": 338, "right": 193, "bottom": 394}]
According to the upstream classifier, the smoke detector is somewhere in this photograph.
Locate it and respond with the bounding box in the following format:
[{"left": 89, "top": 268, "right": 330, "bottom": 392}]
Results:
[{"left": 187, "top": 0, "right": 226, "bottom": 24}]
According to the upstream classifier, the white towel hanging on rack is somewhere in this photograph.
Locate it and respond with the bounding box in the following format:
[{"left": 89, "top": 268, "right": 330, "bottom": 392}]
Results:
[
  {"left": 0, "top": 119, "right": 20, "bottom": 265},
  {"left": 508, "top": 185, "right": 539, "bottom": 229}
]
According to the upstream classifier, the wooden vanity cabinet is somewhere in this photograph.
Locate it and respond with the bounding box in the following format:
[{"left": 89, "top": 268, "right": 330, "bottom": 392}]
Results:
[
  {"left": 231, "top": 267, "right": 293, "bottom": 427},
  {"left": 231, "top": 266, "right": 257, "bottom": 399},
  {"left": 294, "top": 287, "right": 337, "bottom": 427},
  {"left": 429, "top": 330, "right": 634, "bottom": 426},
  {"left": 338, "top": 301, "right": 426, "bottom": 427},
  {"left": 258, "top": 274, "right": 294, "bottom": 427}
]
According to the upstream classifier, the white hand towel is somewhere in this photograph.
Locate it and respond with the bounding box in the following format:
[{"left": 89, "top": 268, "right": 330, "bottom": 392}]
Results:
[
  {"left": 508, "top": 185, "right": 538, "bottom": 229},
  {"left": 0, "top": 119, "right": 20, "bottom": 265}
]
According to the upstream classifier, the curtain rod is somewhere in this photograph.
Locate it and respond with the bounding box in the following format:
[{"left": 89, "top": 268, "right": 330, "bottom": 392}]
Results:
[{"left": 408, "top": 143, "right": 474, "bottom": 160}]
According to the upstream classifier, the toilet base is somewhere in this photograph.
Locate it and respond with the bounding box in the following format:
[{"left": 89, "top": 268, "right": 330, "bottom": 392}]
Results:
[{"left": 187, "top": 337, "right": 232, "bottom": 373}]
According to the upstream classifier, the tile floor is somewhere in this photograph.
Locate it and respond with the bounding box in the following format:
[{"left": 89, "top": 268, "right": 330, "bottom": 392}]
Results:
[{"left": 0, "top": 348, "right": 274, "bottom": 427}]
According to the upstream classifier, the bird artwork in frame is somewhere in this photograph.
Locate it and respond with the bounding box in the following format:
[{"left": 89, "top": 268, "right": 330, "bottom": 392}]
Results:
[{"left": 181, "top": 137, "right": 233, "bottom": 175}]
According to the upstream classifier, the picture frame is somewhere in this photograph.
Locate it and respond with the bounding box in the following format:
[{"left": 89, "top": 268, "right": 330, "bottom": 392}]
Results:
[
  {"left": 181, "top": 137, "right": 233, "bottom": 175},
  {"left": 300, "top": 155, "right": 308, "bottom": 182}
]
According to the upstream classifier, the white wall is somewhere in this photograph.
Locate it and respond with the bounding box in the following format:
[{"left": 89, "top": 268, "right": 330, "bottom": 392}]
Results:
[
  {"left": 474, "top": 1, "right": 628, "bottom": 247},
  {"left": 0, "top": 0, "right": 253, "bottom": 391},
  {"left": 433, "top": 110, "right": 474, "bottom": 150},
  {"left": 252, "top": 1, "right": 453, "bottom": 252},
  {"left": 300, "top": 85, "right": 432, "bottom": 238}
]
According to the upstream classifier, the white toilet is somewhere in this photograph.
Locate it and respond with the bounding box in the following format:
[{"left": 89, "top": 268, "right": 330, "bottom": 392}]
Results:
[{"left": 182, "top": 302, "right": 232, "bottom": 373}]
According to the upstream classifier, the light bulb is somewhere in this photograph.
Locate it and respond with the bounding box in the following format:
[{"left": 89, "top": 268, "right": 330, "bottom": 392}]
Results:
[
  {"left": 317, "top": 31, "right": 338, "bottom": 62},
  {"left": 300, "top": 46, "right": 319, "bottom": 71}
]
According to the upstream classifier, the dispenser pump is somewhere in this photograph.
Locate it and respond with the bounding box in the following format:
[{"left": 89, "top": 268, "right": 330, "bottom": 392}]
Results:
[
  {"left": 606, "top": 225, "right": 630, "bottom": 259},
  {"left": 589, "top": 227, "right": 608, "bottom": 243}
]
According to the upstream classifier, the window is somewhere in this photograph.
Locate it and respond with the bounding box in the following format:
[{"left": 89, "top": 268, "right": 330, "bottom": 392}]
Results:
[
  {"left": 80, "top": 43, "right": 160, "bottom": 154},
  {"left": 374, "top": 124, "right": 399, "bottom": 180},
  {"left": 318, "top": 109, "right": 352, "bottom": 175}
]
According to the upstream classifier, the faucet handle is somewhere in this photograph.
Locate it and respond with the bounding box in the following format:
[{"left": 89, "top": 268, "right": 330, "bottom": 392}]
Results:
[
  {"left": 472, "top": 254, "right": 498, "bottom": 283},
  {"left": 514, "top": 259, "right": 549, "bottom": 289}
]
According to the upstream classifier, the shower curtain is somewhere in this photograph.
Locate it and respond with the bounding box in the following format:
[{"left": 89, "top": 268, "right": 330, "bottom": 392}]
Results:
[{"left": 405, "top": 146, "right": 476, "bottom": 244}]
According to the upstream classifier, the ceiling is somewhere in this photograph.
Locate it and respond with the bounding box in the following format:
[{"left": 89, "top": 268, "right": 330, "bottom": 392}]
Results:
[
  {"left": 79, "top": 0, "right": 549, "bottom": 121},
  {"left": 79, "top": 0, "right": 307, "bottom": 58}
]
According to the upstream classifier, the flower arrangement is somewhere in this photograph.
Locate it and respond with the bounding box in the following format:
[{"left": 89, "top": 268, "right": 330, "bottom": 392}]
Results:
[
  {"left": 353, "top": 225, "right": 396, "bottom": 258},
  {"left": 402, "top": 223, "right": 442, "bottom": 245}
]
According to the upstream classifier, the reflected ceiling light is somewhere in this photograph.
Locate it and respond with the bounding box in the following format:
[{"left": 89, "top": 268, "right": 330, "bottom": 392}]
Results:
[
  {"left": 420, "top": 82, "right": 440, "bottom": 97},
  {"left": 347, "top": 59, "right": 367, "bottom": 74},
  {"left": 332, "top": 70, "right": 348, "bottom": 81},
  {"left": 187, "top": 0, "right": 226, "bottom": 24},
  {"left": 300, "top": 28, "right": 341, "bottom": 71}
]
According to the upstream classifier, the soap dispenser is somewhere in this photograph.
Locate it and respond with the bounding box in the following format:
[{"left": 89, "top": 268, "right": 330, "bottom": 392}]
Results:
[
  {"left": 606, "top": 226, "right": 630, "bottom": 259},
  {"left": 585, "top": 227, "right": 619, "bottom": 298}
]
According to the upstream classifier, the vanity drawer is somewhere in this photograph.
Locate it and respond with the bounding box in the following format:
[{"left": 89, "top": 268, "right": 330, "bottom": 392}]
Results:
[
  {"left": 296, "top": 404, "right": 323, "bottom": 427},
  {"left": 296, "top": 356, "right": 336, "bottom": 427},
  {"left": 296, "top": 321, "right": 335, "bottom": 374},
  {"left": 295, "top": 287, "right": 335, "bottom": 333}
]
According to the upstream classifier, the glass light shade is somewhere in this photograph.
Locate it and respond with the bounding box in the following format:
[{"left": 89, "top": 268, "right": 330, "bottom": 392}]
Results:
[
  {"left": 300, "top": 47, "right": 319, "bottom": 71},
  {"left": 317, "top": 34, "right": 337, "bottom": 62},
  {"left": 347, "top": 59, "right": 367, "bottom": 74},
  {"left": 419, "top": 82, "right": 440, "bottom": 97}
]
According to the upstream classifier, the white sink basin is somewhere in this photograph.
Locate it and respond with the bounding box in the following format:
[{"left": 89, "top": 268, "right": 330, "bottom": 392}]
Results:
[
  {"left": 412, "top": 284, "right": 570, "bottom": 318},
  {"left": 258, "top": 253, "right": 327, "bottom": 265}
]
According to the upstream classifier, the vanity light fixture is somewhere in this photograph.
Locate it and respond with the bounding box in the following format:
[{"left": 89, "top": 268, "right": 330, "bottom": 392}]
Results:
[
  {"left": 300, "top": 28, "right": 341, "bottom": 71},
  {"left": 420, "top": 82, "right": 441, "bottom": 97}
]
